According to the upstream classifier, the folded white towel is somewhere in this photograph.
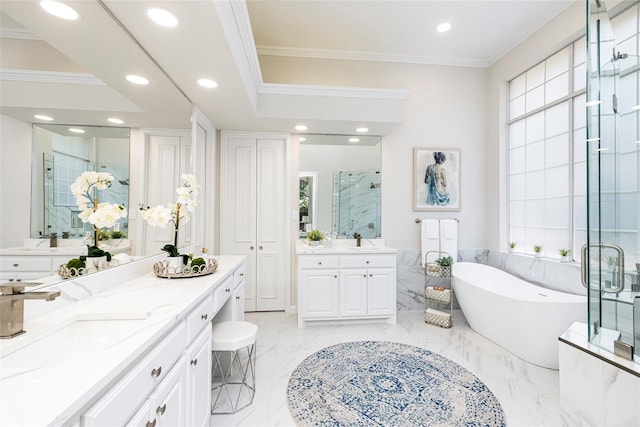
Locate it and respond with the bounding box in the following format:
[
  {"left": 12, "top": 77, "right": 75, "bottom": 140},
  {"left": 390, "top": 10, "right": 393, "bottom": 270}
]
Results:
[
  {"left": 421, "top": 219, "right": 440, "bottom": 267},
  {"left": 439, "top": 219, "right": 458, "bottom": 261}
]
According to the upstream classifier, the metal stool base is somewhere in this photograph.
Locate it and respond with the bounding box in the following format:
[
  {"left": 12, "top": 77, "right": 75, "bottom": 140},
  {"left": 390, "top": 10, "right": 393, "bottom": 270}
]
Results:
[{"left": 211, "top": 342, "right": 256, "bottom": 414}]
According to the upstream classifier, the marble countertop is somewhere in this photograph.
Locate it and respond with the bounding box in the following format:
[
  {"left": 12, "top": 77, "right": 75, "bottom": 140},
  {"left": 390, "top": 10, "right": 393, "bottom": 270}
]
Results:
[
  {"left": 0, "top": 255, "right": 244, "bottom": 426},
  {"left": 296, "top": 239, "right": 397, "bottom": 255}
]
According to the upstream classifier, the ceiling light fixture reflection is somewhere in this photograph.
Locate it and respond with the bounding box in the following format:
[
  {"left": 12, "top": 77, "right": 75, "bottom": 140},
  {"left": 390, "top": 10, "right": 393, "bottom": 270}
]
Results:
[
  {"left": 197, "top": 78, "right": 218, "bottom": 89},
  {"left": 294, "top": 125, "right": 308, "bottom": 131},
  {"left": 585, "top": 137, "right": 600, "bottom": 142},
  {"left": 299, "top": 137, "right": 307, "bottom": 142},
  {"left": 40, "top": 1, "right": 80, "bottom": 20},
  {"left": 126, "top": 74, "right": 149, "bottom": 85},
  {"left": 108, "top": 118, "right": 124, "bottom": 124},
  {"left": 585, "top": 100, "right": 601, "bottom": 107},
  {"left": 348, "top": 137, "right": 360, "bottom": 143},
  {"left": 356, "top": 127, "right": 368, "bottom": 133},
  {"left": 68, "top": 128, "right": 85, "bottom": 134},
  {"left": 34, "top": 114, "right": 54, "bottom": 121},
  {"left": 147, "top": 8, "right": 178, "bottom": 27},
  {"left": 595, "top": 147, "right": 609, "bottom": 152},
  {"left": 632, "top": 105, "right": 640, "bottom": 110},
  {"left": 436, "top": 22, "right": 451, "bottom": 33}
]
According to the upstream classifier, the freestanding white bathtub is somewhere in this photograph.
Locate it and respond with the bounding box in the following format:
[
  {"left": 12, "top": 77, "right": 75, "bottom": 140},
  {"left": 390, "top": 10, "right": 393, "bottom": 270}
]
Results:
[{"left": 452, "top": 262, "right": 587, "bottom": 369}]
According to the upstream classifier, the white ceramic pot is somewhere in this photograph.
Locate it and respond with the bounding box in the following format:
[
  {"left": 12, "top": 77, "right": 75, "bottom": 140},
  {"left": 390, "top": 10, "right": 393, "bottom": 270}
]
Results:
[{"left": 167, "top": 256, "right": 186, "bottom": 273}]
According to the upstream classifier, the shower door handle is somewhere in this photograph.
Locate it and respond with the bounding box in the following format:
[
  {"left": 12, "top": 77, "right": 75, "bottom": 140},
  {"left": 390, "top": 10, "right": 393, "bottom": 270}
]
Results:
[{"left": 581, "top": 243, "right": 625, "bottom": 294}]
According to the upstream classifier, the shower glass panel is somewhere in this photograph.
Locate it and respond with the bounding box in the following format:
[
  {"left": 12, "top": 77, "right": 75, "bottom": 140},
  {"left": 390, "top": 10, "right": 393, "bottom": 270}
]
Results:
[
  {"left": 586, "top": 0, "right": 640, "bottom": 361},
  {"left": 332, "top": 170, "right": 381, "bottom": 238}
]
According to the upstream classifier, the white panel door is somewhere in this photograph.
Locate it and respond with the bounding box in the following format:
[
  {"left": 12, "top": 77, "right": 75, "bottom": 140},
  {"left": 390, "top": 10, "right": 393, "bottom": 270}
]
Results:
[
  {"left": 339, "top": 269, "right": 368, "bottom": 316},
  {"left": 223, "top": 137, "right": 258, "bottom": 311},
  {"left": 256, "top": 138, "right": 286, "bottom": 311},
  {"left": 144, "top": 134, "right": 181, "bottom": 256},
  {"left": 367, "top": 268, "right": 396, "bottom": 316},
  {"left": 221, "top": 133, "right": 288, "bottom": 312}
]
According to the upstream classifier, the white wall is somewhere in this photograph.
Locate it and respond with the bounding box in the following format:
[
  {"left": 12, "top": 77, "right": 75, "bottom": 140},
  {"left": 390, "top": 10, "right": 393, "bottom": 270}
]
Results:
[
  {"left": 262, "top": 57, "right": 488, "bottom": 251},
  {"left": 1, "top": 114, "right": 32, "bottom": 248}
]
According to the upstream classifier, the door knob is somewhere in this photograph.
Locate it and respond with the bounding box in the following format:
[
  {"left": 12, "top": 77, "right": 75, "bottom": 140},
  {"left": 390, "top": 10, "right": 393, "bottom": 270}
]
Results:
[
  {"left": 259, "top": 245, "right": 263, "bottom": 250},
  {"left": 249, "top": 246, "right": 254, "bottom": 250}
]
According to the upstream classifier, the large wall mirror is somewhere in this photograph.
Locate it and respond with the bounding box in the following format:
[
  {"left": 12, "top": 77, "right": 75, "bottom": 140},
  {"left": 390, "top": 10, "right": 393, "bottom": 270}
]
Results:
[
  {"left": 299, "top": 134, "right": 381, "bottom": 239},
  {"left": 30, "top": 124, "right": 130, "bottom": 242},
  {"left": 1, "top": 1, "right": 192, "bottom": 283}
]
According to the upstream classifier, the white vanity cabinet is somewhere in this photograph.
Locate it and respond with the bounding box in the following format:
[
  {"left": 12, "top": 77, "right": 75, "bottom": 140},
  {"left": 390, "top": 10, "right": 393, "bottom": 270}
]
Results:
[
  {"left": 0, "top": 255, "right": 68, "bottom": 281},
  {"left": 298, "top": 252, "right": 396, "bottom": 327},
  {"left": 185, "top": 326, "right": 212, "bottom": 427}
]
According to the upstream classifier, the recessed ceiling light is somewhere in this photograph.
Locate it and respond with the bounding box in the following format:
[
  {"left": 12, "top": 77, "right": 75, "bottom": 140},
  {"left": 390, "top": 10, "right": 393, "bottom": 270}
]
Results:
[
  {"left": 197, "top": 78, "right": 218, "bottom": 89},
  {"left": 40, "top": 1, "right": 80, "bottom": 20},
  {"left": 586, "top": 100, "right": 602, "bottom": 107},
  {"left": 299, "top": 137, "right": 307, "bottom": 142},
  {"left": 34, "top": 114, "right": 54, "bottom": 121},
  {"left": 126, "top": 74, "right": 149, "bottom": 85},
  {"left": 356, "top": 127, "right": 368, "bottom": 133},
  {"left": 147, "top": 8, "right": 178, "bottom": 27},
  {"left": 436, "top": 22, "right": 451, "bottom": 33},
  {"left": 69, "top": 128, "right": 85, "bottom": 134},
  {"left": 348, "top": 137, "right": 360, "bottom": 143},
  {"left": 294, "top": 125, "right": 308, "bottom": 131},
  {"left": 108, "top": 117, "right": 124, "bottom": 124}
]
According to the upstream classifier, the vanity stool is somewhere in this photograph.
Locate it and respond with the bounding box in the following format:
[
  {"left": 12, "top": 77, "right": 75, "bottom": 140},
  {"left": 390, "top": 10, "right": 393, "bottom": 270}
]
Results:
[{"left": 211, "top": 320, "right": 257, "bottom": 414}]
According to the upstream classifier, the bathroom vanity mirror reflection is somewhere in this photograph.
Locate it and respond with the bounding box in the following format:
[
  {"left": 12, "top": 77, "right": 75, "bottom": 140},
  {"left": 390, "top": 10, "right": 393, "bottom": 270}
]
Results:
[
  {"left": 299, "top": 134, "right": 381, "bottom": 239},
  {"left": 30, "top": 124, "right": 130, "bottom": 243}
]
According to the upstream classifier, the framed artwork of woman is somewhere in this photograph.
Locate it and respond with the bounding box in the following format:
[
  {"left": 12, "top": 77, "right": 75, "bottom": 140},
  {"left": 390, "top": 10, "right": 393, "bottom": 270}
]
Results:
[{"left": 413, "top": 148, "right": 461, "bottom": 211}]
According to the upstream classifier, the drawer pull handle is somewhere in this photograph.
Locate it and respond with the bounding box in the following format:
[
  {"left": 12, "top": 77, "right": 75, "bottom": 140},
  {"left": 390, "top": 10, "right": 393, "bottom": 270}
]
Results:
[
  {"left": 369, "top": 274, "right": 373, "bottom": 277},
  {"left": 151, "top": 366, "right": 162, "bottom": 377},
  {"left": 190, "top": 358, "right": 198, "bottom": 366},
  {"left": 366, "top": 261, "right": 370, "bottom": 264},
  {"left": 146, "top": 419, "right": 157, "bottom": 427},
  {"left": 156, "top": 404, "right": 167, "bottom": 415},
  {"left": 318, "top": 262, "right": 322, "bottom": 265},
  {"left": 226, "top": 288, "right": 231, "bottom": 292},
  {"left": 240, "top": 273, "right": 244, "bottom": 277},
  {"left": 334, "top": 275, "right": 338, "bottom": 278},
  {"left": 201, "top": 313, "right": 208, "bottom": 320},
  {"left": 236, "top": 296, "right": 240, "bottom": 300},
  {"left": 249, "top": 246, "right": 254, "bottom": 250},
  {"left": 13, "top": 263, "right": 18, "bottom": 267}
]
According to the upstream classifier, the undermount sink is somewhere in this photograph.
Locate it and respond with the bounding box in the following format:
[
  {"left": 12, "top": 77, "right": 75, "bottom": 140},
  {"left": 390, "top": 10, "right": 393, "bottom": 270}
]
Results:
[
  {"left": 0, "top": 312, "right": 150, "bottom": 371},
  {"left": 344, "top": 246, "right": 381, "bottom": 250}
]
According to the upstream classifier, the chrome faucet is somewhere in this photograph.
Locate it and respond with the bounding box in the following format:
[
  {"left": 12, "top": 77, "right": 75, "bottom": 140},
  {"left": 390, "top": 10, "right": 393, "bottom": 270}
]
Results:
[{"left": 0, "top": 283, "right": 60, "bottom": 338}]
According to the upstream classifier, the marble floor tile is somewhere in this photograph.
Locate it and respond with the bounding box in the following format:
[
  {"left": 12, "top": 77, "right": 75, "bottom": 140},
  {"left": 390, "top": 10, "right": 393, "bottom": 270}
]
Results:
[{"left": 210, "top": 310, "right": 568, "bottom": 427}]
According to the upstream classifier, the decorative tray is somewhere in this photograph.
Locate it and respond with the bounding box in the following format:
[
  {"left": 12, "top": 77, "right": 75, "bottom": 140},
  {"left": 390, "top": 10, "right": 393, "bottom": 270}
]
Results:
[
  {"left": 153, "top": 258, "right": 218, "bottom": 279},
  {"left": 58, "top": 264, "right": 87, "bottom": 278}
]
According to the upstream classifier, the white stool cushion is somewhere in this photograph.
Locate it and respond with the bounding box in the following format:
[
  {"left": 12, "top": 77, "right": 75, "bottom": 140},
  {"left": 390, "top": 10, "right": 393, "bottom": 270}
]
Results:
[{"left": 211, "top": 321, "right": 258, "bottom": 351}]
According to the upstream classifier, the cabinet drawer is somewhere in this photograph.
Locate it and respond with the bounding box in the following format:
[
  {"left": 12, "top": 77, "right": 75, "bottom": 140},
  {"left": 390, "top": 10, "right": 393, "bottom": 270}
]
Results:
[
  {"left": 298, "top": 255, "right": 339, "bottom": 269},
  {"left": 213, "top": 276, "right": 233, "bottom": 312},
  {"left": 339, "top": 254, "right": 396, "bottom": 269},
  {"left": 83, "top": 322, "right": 186, "bottom": 426},
  {"left": 234, "top": 264, "right": 245, "bottom": 288},
  {"left": 0, "top": 257, "right": 52, "bottom": 272},
  {"left": 186, "top": 294, "right": 213, "bottom": 343}
]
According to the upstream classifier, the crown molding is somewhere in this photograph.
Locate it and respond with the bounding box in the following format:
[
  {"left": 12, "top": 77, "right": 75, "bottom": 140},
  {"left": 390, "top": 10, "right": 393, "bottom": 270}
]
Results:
[
  {"left": 0, "top": 69, "right": 105, "bottom": 85},
  {"left": 259, "top": 82, "right": 409, "bottom": 100},
  {"left": 0, "top": 28, "right": 40, "bottom": 40},
  {"left": 256, "top": 45, "right": 490, "bottom": 69}
]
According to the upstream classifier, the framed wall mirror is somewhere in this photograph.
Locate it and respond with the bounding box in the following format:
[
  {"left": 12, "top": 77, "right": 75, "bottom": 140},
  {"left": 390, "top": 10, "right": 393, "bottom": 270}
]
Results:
[{"left": 299, "top": 134, "right": 382, "bottom": 239}]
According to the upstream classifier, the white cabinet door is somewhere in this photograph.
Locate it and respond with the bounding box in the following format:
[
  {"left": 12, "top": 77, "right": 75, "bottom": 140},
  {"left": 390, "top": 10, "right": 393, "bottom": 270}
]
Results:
[
  {"left": 221, "top": 133, "right": 288, "bottom": 312},
  {"left": 126, "top": 356, "right": 187, "bottom": 427},
  {"left": 300, "top": 269, "right": 339, "bottom": 318},
  {"left": 339, "top": 269, "right": 368, "bottom": 316},
  {"left": 185, "top": 326, "right": 212, "bottom": 427},
  {"left": 367, "top": 268, "right": 396, "bottom": 316}
]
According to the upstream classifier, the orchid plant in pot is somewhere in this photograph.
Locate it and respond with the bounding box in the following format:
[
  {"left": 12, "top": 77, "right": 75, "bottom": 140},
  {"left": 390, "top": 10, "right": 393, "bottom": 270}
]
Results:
[
  {"left": 139, "top": 174, "right": 200, "bottom": 272},
  {"left": 71, "top": 171, "right": 127, "bottom": 270}
]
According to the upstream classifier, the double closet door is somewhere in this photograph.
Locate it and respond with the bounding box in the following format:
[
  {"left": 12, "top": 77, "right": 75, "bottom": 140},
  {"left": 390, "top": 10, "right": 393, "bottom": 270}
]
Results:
[{"left": 221, "top": 132, "right": 288, "bottom": 312}]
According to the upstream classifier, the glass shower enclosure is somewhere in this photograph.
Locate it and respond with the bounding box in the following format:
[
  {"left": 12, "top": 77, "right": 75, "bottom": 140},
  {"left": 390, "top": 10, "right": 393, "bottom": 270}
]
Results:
[
  {"left": 331, "top": 170, "right": 381, "bottom": 239},
  {"left": 585, "top": 0, "right": 640, "bottom": 362}
]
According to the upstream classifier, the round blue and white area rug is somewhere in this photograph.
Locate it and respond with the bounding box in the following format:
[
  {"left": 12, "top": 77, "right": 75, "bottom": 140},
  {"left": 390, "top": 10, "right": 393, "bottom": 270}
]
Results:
[{"left": 287, "top": 341, "right": 506, "bottom": 426}]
